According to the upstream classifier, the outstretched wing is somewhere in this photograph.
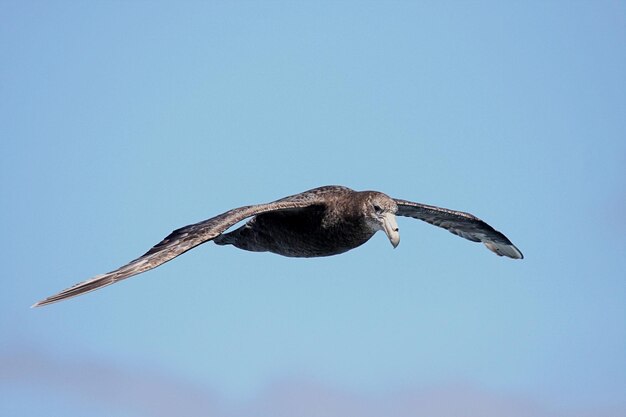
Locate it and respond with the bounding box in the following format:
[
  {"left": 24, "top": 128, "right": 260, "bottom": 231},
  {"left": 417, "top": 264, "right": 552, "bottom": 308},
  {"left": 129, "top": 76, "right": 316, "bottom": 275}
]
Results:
[
  {"left": 393, "top": 198, "right": 523, "bottom": 259},
  {"left": 33, "top": 186, "right": 348, "bottom": 307}
]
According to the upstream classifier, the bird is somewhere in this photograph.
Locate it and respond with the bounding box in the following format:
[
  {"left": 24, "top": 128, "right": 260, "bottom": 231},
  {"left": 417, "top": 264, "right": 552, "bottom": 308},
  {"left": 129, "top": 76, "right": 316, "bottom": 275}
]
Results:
[{"left": 33, "top": 185, "right": 523, "bottom": 307}]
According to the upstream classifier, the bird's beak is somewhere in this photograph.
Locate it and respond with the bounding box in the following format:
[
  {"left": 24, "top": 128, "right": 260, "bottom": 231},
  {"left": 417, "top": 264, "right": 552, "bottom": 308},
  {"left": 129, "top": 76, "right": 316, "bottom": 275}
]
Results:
[{"left": 382, "top": 212, "right": 400, "bottom": 248}]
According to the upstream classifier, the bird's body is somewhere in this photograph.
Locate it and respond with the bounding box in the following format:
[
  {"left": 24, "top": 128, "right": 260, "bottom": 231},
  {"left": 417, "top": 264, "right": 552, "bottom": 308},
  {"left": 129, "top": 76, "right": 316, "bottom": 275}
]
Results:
[
  {"left": 33, "top": 186, "right": 523, "bottom": 307},
  {"left": 215, "top": 189, "right": 383, "bottom": 257},
  {"left": 215, "top": 206, "right": 371, "bottom": 257}
]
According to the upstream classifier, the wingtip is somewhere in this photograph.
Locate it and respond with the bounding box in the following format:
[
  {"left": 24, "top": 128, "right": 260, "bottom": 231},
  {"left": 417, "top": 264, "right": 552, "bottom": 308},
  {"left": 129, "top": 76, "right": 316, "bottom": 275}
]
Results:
[
  {"left": 484, "top": 242, "right": 524, "bottom": 259},
  {"left": 31, "top": 298, "right": 56, "bottom": 308}
]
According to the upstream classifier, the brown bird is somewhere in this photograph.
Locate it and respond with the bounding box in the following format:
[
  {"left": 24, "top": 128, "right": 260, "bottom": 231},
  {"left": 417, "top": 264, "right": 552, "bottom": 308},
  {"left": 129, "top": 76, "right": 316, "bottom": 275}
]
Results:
[{"left": 33, "top": 186, "right": 523, "bottom": 307}]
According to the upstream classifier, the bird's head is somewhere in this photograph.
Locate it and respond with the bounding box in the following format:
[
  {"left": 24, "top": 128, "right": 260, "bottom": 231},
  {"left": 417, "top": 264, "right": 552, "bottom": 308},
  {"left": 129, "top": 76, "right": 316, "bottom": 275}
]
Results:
[{"left": 363, "top": 192, "right": 400, "bottom": 248}]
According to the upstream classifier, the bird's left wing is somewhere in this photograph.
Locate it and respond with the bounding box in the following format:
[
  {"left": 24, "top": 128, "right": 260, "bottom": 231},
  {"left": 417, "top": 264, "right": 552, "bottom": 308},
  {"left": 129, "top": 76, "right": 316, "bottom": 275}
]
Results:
[
  {"left": 33, "top": 188, "right": 337, "bottom": 307},
  {"left": 393, "top": 198, "right": 523, "bottom": 259}
]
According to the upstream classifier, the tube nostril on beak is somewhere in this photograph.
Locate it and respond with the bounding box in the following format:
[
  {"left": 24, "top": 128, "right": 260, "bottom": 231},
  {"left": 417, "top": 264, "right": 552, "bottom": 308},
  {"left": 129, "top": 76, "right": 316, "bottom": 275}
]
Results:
[{"left": 394, "top": 228, "right": 399, "bottom": 232}]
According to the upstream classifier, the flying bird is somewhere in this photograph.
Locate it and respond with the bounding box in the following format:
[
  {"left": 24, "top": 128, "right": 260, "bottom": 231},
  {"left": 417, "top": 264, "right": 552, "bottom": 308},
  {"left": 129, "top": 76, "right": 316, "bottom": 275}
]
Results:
[{"left": 33, "top": 186, "right": 523, "bottom": 307}]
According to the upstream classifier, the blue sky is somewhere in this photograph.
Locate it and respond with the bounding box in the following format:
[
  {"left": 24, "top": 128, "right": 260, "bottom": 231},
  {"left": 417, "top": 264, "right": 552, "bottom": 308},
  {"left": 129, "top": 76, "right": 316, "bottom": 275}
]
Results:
[{"left": 2, "top": 1, "right": 625, "bottom": 416}]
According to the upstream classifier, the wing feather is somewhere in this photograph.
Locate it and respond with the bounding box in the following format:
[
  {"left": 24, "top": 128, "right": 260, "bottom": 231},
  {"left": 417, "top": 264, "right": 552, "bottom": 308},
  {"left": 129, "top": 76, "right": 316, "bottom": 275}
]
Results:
[
  {"left": 32, "top": 187, "right": 346, "bottom": 307},
  {"left": 393, "top": 198, "right": 523, "bottom": 259}
]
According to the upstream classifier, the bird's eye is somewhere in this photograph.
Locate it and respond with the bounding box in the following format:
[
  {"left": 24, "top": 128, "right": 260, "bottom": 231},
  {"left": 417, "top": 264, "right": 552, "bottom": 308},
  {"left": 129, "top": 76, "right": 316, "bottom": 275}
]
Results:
[{"left": 373, "top": 204, "right": 382, "bottom": 213}]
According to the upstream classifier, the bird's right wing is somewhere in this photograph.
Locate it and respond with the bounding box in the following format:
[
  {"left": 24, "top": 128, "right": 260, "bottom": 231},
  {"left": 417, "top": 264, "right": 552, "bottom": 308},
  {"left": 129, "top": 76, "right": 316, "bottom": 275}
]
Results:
[{"left": 33, "top": 186, "right": 347, "bottom": 307}]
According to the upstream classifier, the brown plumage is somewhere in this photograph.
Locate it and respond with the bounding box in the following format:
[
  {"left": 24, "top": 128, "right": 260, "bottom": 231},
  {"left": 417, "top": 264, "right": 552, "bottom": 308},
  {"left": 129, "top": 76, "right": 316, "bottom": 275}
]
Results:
[{"left": 33, "top": 185, "right": 522, "bottom": 307}]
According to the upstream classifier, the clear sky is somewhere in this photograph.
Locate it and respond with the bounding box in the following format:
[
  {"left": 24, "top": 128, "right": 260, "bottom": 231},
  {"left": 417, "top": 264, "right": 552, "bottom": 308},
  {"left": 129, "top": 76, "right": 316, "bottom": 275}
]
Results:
[{"left": 2, "top": 1, "right": 625, "bottom": 416}]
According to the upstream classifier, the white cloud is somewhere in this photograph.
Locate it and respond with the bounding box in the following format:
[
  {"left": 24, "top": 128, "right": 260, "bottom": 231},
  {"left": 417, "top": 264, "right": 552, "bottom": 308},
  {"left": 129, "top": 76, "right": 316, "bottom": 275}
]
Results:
[{"left": 2, "top": 347, "right": 623, "bottom": 417}]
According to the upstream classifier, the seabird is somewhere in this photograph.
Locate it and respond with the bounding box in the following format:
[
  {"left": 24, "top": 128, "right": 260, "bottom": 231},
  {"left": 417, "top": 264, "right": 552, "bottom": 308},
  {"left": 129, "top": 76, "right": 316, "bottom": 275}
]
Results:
[{"left": 33, "top": 186, "right": 523, "bottom": 307}]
